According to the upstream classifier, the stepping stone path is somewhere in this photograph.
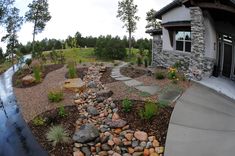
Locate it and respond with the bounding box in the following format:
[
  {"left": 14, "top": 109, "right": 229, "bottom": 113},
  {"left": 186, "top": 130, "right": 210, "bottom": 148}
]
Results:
[
  {"left": 72, "top": 65, "right": 164, "bottom": 156},
  {"left": 111, "top": 62, "right": 160, "bottom": 95}
]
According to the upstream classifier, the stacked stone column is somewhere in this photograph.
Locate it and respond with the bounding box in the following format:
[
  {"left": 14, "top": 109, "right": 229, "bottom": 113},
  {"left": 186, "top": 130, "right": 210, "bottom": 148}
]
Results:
[{"left": 152, "top": 35, "right": 163, "bottom": 67}]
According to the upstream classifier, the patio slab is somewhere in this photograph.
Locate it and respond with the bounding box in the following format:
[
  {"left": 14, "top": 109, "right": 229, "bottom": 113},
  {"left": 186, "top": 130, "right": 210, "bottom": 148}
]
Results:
[
  {"left": 115, "top": 77, "right": 132, "bottom": 81},
  {"left": 159, "top": 89, "right": 182, "bottom": 103}
]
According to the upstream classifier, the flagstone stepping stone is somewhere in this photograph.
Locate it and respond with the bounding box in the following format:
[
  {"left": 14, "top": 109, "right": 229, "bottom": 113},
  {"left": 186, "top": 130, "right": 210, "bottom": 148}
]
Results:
[
  {"left": 135, "top": 85, "right": 160, "bottom": 95},
  {"left": 124, "top": 79, "right": 143, "bottom": 87},
  {"left": 115, "top": 77, "right": 132, "bottom": 81}
]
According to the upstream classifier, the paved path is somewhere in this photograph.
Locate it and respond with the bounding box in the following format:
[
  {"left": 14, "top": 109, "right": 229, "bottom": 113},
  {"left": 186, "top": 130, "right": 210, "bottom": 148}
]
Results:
[
  {"left": 111, "top": 62, "right": 159, "bottom": 95},
  {"left": 165, "top": 83, "right": 235, "bottom": 156}
]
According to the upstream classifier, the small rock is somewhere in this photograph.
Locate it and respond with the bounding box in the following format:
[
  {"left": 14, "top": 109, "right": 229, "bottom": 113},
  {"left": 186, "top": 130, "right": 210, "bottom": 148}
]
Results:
[
  {"left": 113, "top": 137, "right": 121, "bottom": 145},
  {"left": 140, "top": 141, "right": 147, "bottom": 148},
  {"left": 146, "top": 142, "right": 152, "bottom": 148},
  {"left": 150, "top": 152, "right": 159, "bottom": 156},
  {"left": 156, "top": 147, "right": 164, "bottom": 154},
  {"left": 73, "top": 150, "right": 84, "bottom": 156},
  {"left": 123, "top": 141, "right": 132, "bottom": 146},
  {"left": 148, "top": 136, "right": 155, "bottom": 142},
  {"left": 122, "top": 125, "right": 130, "bottom": 130},
  {"left": 81, "top": 147, "right": 91, "bottom": 156},
  {"left": 128, "top": 147, "right": 135, "bottom": 154},
  {"left": 88, "top": 81, "right": 97, "bottom": 88},
  {"left": 101, "top": 144, "right": 111, "bottom": 151},
  {"left": 144, "top": 149, "right": 150, "bottom": 156},
  {"left": 133, "top": 152, "right": 144, "bottom": 156},
  {"left": 152, "top": 140, "right": 159, "bottom": 147},
  {"left": 100, "top": 135, "right": 109, "bottom": 143},
  {"left": 123, "top": 154, "right": 132, "bottom": 156},
  {"left": 73, "top": 124, "right": 99, "bottom": 143},
  {"left": 125, "top": 133, "right": 133, "bottom": 141},
  {"left": 98, "top": 151, "right": 108, "bottom": 156},
  {"left": 105, "top": 119, "right": 127, "bottom": 128},
  {"left": 74, "top": 143, "right": 83, "bottom": 148},
  {"left": 87, "top": 106, "right": 99, "bottom": 116},
  {"left": 134, "top": 146, "right": 144, "bottom": 152},
  {"left": 149, "top": 148, "right": 155, "bottom": 154},
  {"left": 110, "top": 103, "right": 116, "bottom": 109},
  {"left": 107, "top": 140, "right": 114, "bottom": 146},
  {"left": 134, "top": 131, "right": 148, "bottom": 141},
  {"left": 132, "top": 141, "right": 139, "bottom": 147},
  {"left": 113, "top": 152, "right": 121, "bottom": 156},
  {"left": 112, "top": 113, "right": 120, "bottom": 120},
  {"left": 114, "top": 128, "right": 122, "bottom": 134}
]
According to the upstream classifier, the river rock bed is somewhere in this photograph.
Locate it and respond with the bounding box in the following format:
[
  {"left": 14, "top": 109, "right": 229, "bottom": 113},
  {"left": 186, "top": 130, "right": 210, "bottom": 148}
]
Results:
[{"left": 72, "top": 65, "right": 164, "bottom": 156}]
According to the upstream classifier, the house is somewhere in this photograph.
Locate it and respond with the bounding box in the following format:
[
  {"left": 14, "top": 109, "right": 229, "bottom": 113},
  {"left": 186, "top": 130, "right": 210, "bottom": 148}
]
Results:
[{"left": 147, "top": 0, "right": 235, "bottom": 80}]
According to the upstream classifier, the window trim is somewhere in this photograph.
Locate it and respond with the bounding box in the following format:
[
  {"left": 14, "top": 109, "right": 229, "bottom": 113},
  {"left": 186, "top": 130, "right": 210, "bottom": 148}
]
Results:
[{"left": 174, "top": 31, "right": 191, "bottom": 53}]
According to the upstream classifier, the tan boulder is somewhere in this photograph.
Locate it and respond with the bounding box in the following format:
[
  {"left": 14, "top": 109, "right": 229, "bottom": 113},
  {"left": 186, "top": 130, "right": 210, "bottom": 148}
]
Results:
[{"left": 22, "top": 75, "right": 35, "bottom": 85}]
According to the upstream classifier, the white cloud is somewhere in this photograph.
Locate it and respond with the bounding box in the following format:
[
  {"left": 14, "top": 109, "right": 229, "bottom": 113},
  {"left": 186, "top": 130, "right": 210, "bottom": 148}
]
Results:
[{"left": 0, "top": 0, "right": 173, "bottom": 52}]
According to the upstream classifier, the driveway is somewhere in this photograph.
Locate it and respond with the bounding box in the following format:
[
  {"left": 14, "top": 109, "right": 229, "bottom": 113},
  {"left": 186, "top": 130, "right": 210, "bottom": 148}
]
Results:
[{"left": 165, "top": 83, "right": 235, "bottom": 156}]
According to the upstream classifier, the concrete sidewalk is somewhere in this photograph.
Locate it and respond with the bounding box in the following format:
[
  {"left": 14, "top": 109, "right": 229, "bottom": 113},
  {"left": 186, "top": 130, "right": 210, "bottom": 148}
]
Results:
[{"left": 165, "top": 84, "right": 235, "bottom": 156}]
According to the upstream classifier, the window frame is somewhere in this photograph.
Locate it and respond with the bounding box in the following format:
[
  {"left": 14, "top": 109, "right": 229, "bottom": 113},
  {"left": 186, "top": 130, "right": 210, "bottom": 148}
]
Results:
[{"left": 174, "top": 31, "right": 191, "bottom": 53}]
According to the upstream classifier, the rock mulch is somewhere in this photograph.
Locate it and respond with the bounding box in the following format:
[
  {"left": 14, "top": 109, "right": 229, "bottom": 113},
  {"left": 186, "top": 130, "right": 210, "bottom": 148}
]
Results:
[{"left": 72, "top": 66, "right": 164, "bottom": 156}]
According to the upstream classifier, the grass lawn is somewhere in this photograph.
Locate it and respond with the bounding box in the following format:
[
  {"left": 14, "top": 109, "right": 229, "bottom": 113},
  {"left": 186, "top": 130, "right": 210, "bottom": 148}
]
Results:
[
  {"left": 0, "top": 61, "right": 12, "bottom": 74},
  {"left": 43, "top": 47, "right": 149, "bottom": 64}
]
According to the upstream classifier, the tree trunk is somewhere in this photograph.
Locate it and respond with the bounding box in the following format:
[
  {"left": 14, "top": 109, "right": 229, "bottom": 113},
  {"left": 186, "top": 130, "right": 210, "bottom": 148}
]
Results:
[
  {"left": 128, "top": 31, "right": 132, "bottom": 57},
  {"left": 32, "top": 19, "right": 37, "bottom": 58}
]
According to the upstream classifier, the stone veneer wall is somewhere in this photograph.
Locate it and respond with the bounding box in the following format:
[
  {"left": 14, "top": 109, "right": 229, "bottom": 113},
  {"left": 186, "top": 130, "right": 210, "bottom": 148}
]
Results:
[{"left": 152, "top": 7, "right": 215, "bottom": 80}]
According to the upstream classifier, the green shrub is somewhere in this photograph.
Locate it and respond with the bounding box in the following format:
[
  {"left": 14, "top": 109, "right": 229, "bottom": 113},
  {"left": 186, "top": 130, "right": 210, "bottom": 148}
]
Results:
[
  {"left": 33, "top": 67, "right": 41, "bottom": 83},
  {"left": 144, "top": 57, "right": 148, "bottom": 68},
  {"left": 46, "top": 125, "right": 69, "bottom": 146},
  {"left": 139, "top": 101, "right": 158, "bottom": 120},
  {"left": 48, "top": 90, "right": 63, "bottom": 103},
  {"left": 79, "top": 59, "right": 82, "bottom": 64},
  {"left": 32, "top": 116, "right": 46, "bottom": 126},
  {"left": 155, "top": 72, "right": 165, "bottom": 80},
  {"left": 58, "top": 106, "right": 67, "bottom": 117},
  {"left": 168, "top": 67, "right": 177, "bottom": 80},
  {"left": 130, "top": 62, "right": 134, "bottom": 65},
  {"left": 173, "top": 61, "right": 182, "bottom": 70},
  {"left": 67, "top": 61, "right": 77, "bottom": 79},
  {"left": 122, "top": 99, "right": 132, "bottom": 112},
  {"left": 137, "top": 56, "right": 142, "bottom": 67}
]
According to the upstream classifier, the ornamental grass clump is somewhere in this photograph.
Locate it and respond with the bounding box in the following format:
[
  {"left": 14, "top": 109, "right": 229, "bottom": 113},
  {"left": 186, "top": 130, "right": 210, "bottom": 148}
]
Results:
[
  {"left": 155, "top": 71, "right": 165, "bottom": 80},
  {"left": 46, "top": 125, "right": 69, "bottom": 146},
  {"left": 139, "top": 101, "right": 158, "bottom": 120},
  {"left": 48, "top": 90, "right": 63, "bottom": 103},
  {"left": 67, "top": 61, "right": 77, "bottom": 79},
  {"left": 122, "top": 98, "right": 132, "bottom": 112},
  {"left": 32, "top": 116, "right": 46, "bottom": 126}
]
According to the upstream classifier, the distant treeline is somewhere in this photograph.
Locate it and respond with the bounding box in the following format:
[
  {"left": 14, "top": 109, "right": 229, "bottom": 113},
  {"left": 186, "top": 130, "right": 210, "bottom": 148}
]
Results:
[{"left": 16, "top": 32, "right": 152, "bottom": 56}]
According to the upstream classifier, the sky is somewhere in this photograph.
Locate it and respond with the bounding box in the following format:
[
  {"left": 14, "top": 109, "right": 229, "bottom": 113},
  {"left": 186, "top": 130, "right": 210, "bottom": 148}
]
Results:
[{"left": 0, "top": 0, "right": 172, "bottom": 52}]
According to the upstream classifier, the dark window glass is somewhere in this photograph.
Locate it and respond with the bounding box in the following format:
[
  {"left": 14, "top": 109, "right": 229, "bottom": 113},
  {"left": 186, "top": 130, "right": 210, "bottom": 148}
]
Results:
[
  {"left": 176, "top": 41, "right": 183, "bottom": 51},
  {"left": 185, "top": 32, "right": 191, "bottom": 40},
  {"left": 185, "top": 42, "right": 191, "bottom": 52}
]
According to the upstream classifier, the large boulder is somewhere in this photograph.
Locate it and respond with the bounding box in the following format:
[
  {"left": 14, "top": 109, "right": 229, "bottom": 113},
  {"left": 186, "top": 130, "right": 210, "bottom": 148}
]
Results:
[
  {"left": 96, "top": 90, "right": 113, "bottom": 99},
  {"left": 73, "top": 124, "right": 99, "bottom": 143},
  {"left": 22, "top": 75, "right": 36, "bottom": 85},
  {"left": 63, "top": 78, "right": 85, "bottom": 92}
]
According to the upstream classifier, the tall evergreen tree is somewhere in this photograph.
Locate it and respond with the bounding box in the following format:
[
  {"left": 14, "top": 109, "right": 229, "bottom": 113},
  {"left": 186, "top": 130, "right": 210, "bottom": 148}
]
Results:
[
  {"left": 0, "top": 0, "right": 14, "bottom": 24},
  {"left": 117, "top": 0, "right": 139, "bottom": 56},
  {"left": 0, "top": 47, "right": 4, "bottom": 63},
  {"left": 146, "top": 9, "right": 161, "bottom": 31},
  {"left": 1, "top": 7, "right": 23, "bottom": 67},
  {"left": 25, "top": 0, "right": 51, "bottom": 57}
]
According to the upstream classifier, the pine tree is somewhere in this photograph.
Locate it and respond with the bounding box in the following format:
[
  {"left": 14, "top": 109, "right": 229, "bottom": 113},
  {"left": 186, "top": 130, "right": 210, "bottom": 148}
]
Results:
[
  {"left": 117, "top": 0, "right": 139, "bottom": 56},
  {"left": 146, "top": 9, "right": 161, "bottom": 31},
  {"left": 25, "top": 0, "right": 51, "bottom": 57}
]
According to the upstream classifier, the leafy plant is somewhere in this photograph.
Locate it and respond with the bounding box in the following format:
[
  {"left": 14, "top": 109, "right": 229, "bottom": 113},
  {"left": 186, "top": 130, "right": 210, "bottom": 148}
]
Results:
[
  {"left": 122, "top": 98, "right": 132, "bottom": 112},
  {"left": 155, "top": 72, "right": 165, "bottom": 80},
  {"left": 168, "top": 67, "right": 177, "bottom": 80},
  {"left": 48, "top": 90, "right": 63, "bottom": 103},
  {"left": 58, "top": 106, "right": 67, "bottom": 117},
  {"left": 32, "top": 116, "right": 46, "bottom": 126},
  {"left": 139, "top": 101, "right": 158, "bottom": 120},
  {"left": 173, "top": 61, "right": 182, "bottom": 70},
  {"left": 67, "top": 61, "right": 77, "bottom": 78},
  {"left": 33, "top": 66, "right": 41, "bottom": 83},
  {"left": 46, "top": 125, "right": 69, "bottom": 146}
]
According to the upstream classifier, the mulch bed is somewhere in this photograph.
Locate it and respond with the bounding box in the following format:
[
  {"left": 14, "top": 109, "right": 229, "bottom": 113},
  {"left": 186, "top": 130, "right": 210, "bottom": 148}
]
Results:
[
  {"left": 100, "top": 67, "right": 117, "bottom": 84},
  {"left": 13, "top": 64, "right": 64, "bottom": 88},
  {"left": 115, "top": 100, "right": 173, "bottom": 146},
  {"left": 28, "top": 106, "right": 80, "bottom": 156},
  {"left": 120, "top": 67, "right": 147, "bottom": 78},
  {"left": 65, "top": 67, "right": 88, "bottom": 80}
]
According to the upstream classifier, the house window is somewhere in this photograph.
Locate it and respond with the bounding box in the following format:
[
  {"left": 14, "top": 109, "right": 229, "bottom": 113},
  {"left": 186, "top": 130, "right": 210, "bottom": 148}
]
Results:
[{"left": 175, "top": 31, "right": 191, "bottom": 52}]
